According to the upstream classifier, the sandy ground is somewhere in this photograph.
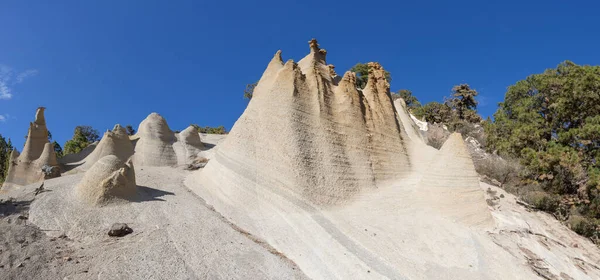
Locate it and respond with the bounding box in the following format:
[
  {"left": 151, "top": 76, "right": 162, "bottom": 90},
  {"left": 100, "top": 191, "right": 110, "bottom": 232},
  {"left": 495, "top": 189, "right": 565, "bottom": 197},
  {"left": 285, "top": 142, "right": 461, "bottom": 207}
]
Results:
[
  {"left": 3, "top": 149, "right": 600, "bottom": 279},
  {"left": 0, "top": 165, "right": 306, "bottom": 280}
]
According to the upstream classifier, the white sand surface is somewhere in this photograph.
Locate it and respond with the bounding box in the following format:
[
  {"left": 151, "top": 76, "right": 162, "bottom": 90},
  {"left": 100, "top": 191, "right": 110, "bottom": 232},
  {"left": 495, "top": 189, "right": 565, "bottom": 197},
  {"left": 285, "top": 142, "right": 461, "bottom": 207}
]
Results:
[{"left": 21, "top": 166, "right": 306, "bottom": 279}]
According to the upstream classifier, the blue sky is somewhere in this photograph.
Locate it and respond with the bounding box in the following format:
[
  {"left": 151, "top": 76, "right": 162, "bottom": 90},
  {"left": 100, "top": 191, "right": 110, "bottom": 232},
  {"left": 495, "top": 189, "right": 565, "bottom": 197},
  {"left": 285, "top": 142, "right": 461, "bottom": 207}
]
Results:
[{"left": 1, "top": 0, "right": 599, "bottom": 149}]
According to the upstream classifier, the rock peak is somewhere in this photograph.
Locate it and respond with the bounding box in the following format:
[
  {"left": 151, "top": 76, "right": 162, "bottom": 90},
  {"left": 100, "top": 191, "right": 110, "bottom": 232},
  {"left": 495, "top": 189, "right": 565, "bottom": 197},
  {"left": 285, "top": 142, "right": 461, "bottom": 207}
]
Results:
[
  {"left": 35, "top": 107, "right": 46, "bottom": 125},
  {"left": 308, "top": 38, "right": 320, "bottom": 53},
  {"left": 328, "top": 65, "right": 337, "bottom": 77}
]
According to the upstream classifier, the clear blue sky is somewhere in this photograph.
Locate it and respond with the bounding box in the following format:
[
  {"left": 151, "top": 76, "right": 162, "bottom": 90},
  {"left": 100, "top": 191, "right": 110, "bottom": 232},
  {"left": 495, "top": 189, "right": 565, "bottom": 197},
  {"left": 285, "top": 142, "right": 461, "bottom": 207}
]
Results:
[{"left": 1, "top": 0, "right": 599, "bottom": 149}]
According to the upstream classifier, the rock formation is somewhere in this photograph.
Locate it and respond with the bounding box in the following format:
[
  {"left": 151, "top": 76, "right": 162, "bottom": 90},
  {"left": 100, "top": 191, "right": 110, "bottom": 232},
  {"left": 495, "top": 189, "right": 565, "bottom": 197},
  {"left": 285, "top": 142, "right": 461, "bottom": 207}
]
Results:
[
  {"left": 2, "top": 107, "right": 60, "bottom": 188},
  {"left": 198, "top": 39, "right": 410, "bottom": 205},
  {"left": 173, "top": 125, "right": 204, "bottom": 164},
  {"left": 132, "top": 113, "right": 204, "bottom": 166},
  {"left": 416, "top": 132, "right": 494, "bottom": 227},
  {"left": 76, "top": 155, "right": 136, "bottom": 206},
  {"left": 58, "top": 142, "right": 98, "bottom": 165},
  {"left": 132, "top": 113, "right": 178, "bottom": 166},
  {"left": 186, "top": 39, "right": 495, "bottom": 279},
  {"left": 79, "top": 124, "right": 134, "bottom": 170}
]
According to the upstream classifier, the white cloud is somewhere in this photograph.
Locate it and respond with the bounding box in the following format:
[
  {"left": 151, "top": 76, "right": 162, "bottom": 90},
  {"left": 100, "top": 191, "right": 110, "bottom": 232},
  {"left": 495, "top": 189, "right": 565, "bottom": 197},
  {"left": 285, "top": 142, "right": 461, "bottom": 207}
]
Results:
[
  {"left": 16, "top": 69, "right": 39, "bottom": 84},
  {"left": 0, "top": 64, "right": 38, "bottom": 100},
  {"left": 0, "top": 114, "right": 6, "bottom": 122},
  {"left": 0, "top": 80, "right": 11, "bottom": 100}
]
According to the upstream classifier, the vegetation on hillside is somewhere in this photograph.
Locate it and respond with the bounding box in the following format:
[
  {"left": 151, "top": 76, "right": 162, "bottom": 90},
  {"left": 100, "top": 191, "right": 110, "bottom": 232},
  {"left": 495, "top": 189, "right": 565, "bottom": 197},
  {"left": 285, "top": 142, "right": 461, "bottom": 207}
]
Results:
[
  {"left": 0, "top": 134, "right": 14, "bottom": 184},
  {"left": 485, "top": 61, "right": 600, "bottom": 241},
  {"left": 125, "top": 125, "right": 136, "bottom": 135},
  {"left": 63, "top": 126, "right": 100, "bottom": 155},
  {"left": 391, "top": 89, "right": 421, "bottom": 108},
  {"left": 244, "top": 82, "right": 257, "bottom": 99},
  {"left": 191, "top": 124, "right": 227, "bottom": 134},
  {"left": 350, "top": 63, "right": 392, "bottom": 89},
  {"left": 412, "top": 84, "right": 483, "bottom": 127}
]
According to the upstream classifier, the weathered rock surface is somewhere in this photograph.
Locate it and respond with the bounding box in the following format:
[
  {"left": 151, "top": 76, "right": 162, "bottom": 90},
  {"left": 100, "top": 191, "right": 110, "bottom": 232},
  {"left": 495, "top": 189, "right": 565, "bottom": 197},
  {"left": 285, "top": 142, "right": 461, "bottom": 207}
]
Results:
[
  {"left": 197, "top": 39, "right": 410, "bottom": 205},
  {"left": 78, "top": 124, "right": 134, "bottom": 170},
  {"left": 186, "top": 39, "right": 499, "bottom": 279},
  {"left": 131, "top": 113, "right": 178, "bottom": 166},
  {"left": 2, "top": 108, "right": 61, "bottom": 188},
  {"left": 173, "top": 125, "right": 204, "bottom": 164},
  {"left": 76, "top": 155, "right": 137, "bottom": 206}
]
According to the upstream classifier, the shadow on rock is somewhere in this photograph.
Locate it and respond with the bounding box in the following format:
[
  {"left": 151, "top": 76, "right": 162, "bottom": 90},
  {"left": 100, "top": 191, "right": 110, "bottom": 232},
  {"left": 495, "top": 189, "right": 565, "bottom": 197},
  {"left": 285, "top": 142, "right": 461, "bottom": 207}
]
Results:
[
  {"left": 133, "top": 185, "right": 175, "bottom": 203},
  {"left": 201, "top": 143, "right": 216, "bottom": 150},
  {"left": 0, "top": 198, "right": 33, "bottom": 218}
]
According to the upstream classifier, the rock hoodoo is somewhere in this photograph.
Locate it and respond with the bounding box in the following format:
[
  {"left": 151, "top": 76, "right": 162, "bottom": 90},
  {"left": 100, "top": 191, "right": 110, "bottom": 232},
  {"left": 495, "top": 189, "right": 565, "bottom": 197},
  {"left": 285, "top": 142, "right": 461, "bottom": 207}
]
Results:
[
  {"left": 197, "top": 39, "right": 410, "bottom": 205},
  {"left": 132, "top": 113, "right": 178, "bottom": 166},
  {"left": 131, "top": 113, "right": 205, "bottom": 166},
  {"left": 79, "top": 124, "right": 134, "bottom": 170},
  {"left": 2, "top": 107, "right": 60, "bottom": 188},
  {"left": 417, "top": 132, "right": 493, "bottom": 227},
  {"left": 76, "top": 155, "right": 136, "bottom": 206},
  {"left": 173, "top": 125, "right": 204, "bottom": 164},
  {"left": 187, "top": 39, "right": 495, "bottom": 279}
]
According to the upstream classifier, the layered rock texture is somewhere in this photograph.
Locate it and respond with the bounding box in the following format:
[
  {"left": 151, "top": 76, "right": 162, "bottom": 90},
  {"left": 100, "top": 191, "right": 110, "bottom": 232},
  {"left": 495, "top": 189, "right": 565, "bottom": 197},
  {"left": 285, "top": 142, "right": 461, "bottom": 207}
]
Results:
[
  {"left": 198, "top": 39, "right": 410, "bottom": 205},
  {"left": 79, "top": 124, "right": 134, "bottom": 170},
  {"left": 416, "top": 132, "right": 493, "bottom": 227},
  {"left": 132, "top": 113, "right": 204, "bottom": 167},
  {"left": 132, "top": 113, "right": 179, "bottom": 166},
  {"left": 188, "top": 39, "right": 495, "bottom": 279},
  {"left": 76, "top": 155, "right": 137, "bottom": 206},
  {"left": 2, "top": 107, "right": 60, "bottom": 188},
  {"left": 173, "top": 125, "right": 205, "bottom": 164}
]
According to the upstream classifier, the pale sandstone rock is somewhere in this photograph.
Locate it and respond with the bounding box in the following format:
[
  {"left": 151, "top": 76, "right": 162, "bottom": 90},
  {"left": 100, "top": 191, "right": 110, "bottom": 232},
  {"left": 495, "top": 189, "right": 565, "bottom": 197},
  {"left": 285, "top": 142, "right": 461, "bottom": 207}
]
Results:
[
  {"left": 2, "top": 108, "right": 60, "bottom": 188},
  {"left": 76, "top": 155, "right": 136, "bottom": 206},
  {"left": 79, "top": 124, "right": 134, "bottom": 170},
  {"left": 187, "top": 39, "right": 496, "bottom": 279},
  {"left": 132, "top": 113, "right": 178, "bottom": 166}
]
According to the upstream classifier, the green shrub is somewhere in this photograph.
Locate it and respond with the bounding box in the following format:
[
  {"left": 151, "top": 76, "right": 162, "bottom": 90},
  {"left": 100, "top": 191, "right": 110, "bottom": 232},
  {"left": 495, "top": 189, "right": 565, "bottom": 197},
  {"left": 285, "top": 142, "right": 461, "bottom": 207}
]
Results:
[
  {"left": 568, "top": 216, "right": 599, "bottom": 239},
  {"left": 522, "top": 191, "right": 561, "bottom": 212},
  {"left": 191, "top": 124, "right": 228, "bottom": 135},
  {"left": 63, "top": 126, "right": 100, "bottom": 155}
]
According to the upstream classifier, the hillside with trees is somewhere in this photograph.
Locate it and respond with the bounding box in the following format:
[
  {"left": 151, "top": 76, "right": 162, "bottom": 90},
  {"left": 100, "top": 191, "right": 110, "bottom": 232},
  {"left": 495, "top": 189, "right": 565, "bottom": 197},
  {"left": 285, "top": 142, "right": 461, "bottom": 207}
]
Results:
[
  {"left": 63, "top": 126, "right": 100, "bottom": 155},
  {"left": 484, "top": 61, "right": 600, "bottom": 240},
  {"left": 401, "top": 61, "right": 600, "bottom": 242}
]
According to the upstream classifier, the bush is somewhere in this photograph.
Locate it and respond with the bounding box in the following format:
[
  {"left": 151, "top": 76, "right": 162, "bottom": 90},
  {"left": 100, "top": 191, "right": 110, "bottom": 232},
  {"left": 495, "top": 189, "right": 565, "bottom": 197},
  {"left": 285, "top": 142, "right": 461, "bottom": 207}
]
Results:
[
  {"left": 191, "top": 124, "right": 228, "bottom": 134},
  {"left": 474, "top": 156, "right": 521, "bottom": 186},
  {"left": 568, "top": 216, "right": 599, "bottom": 239},
  {"left": 522, "top": 191, "right": 561, "bottom": 212},
  {"left": 412, "top": 102, "right": 455, "bottom": 124},
  {"left": 63, "top": 126, "right": 100, "bottom": 155}
]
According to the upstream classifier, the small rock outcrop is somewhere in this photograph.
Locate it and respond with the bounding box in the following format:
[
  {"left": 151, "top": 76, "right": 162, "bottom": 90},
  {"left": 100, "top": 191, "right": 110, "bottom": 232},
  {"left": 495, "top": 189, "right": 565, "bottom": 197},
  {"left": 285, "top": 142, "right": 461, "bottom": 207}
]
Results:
[
  {"left": 2, "top": 107, "right": 61, "bottom": 188},
  {"left": 76, "top": 155, "right": 136, "bottom": 206},
  {"left": 41, "top": 165, "right": 61, "bottom": 179}
]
